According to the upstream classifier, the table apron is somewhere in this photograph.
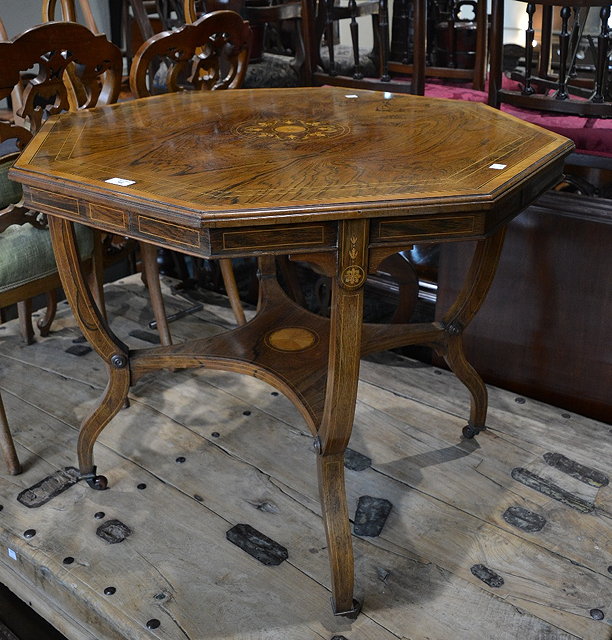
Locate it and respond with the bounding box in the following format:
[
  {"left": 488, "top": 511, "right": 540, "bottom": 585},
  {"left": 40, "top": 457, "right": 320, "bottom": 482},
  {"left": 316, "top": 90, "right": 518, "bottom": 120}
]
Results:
[{"left": 22, "top": 186, "right": 526, "bottom": 262}]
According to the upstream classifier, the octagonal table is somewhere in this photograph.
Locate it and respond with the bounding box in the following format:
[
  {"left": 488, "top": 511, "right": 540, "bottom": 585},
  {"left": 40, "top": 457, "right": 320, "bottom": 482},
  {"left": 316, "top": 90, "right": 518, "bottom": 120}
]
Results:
[{"left": 11, "top": 87, "right": 573, "bottom": 616}]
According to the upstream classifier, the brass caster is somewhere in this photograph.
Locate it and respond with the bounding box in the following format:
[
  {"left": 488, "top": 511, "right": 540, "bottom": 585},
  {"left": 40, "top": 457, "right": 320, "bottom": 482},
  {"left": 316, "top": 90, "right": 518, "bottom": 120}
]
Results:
[
  {"left": 81, "top": 469, "right": 109, "bottom": 490},
  {"left": 462, "top": 422, "right": 484, "bottom": 439},
  {"left": 87, "top": 475, "right": 108, "bottom": 490}
]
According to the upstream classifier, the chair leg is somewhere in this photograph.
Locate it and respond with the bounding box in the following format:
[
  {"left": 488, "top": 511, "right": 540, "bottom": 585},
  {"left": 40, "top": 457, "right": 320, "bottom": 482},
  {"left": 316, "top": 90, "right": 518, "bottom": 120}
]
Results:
[
  {"left": 140, "top": 241, "right": 172, "bottom": 345},
  {"left": 0, "top": 392, "right": 21, "bottom": 475},
  {"left": 37, "top": 289, "right": 58, "bottom": 337},
  {"left": 17, "top": 299, "right": 35, "bottom": 345},
  {"left": 219, "top": 258, "right": 247, "bottom": 326},
  {"left": 277, "top": 256, "right": 305, "bottom": 307}
]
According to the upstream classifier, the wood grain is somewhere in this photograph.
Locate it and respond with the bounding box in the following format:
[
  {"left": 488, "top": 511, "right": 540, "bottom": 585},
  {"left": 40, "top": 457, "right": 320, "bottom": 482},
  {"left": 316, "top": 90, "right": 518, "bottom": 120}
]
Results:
[{"left": 12, "top": 88, "right": 573, "bottom": 239}]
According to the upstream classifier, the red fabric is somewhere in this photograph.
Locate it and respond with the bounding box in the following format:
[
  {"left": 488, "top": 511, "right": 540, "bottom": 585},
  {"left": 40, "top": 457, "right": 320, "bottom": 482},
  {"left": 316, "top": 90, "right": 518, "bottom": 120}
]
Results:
[{"left": 423, "top": 80, "right": 612, "bottom": 158}]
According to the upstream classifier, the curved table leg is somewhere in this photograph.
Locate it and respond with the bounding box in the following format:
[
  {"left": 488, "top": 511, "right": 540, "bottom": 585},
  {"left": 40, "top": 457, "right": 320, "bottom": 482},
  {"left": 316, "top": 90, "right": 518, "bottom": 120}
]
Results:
[
  {"left": 48, "top": 217, "right": 130, "bottom": 489},
  {"left": 445, "top": 333, "right": 488, "bottom": 438},
  {"left": 316, "top": 219, "right": 367, "bottom": 617},
  {"left": 438, "top": 227, "right": 507, "bottom": 437}
]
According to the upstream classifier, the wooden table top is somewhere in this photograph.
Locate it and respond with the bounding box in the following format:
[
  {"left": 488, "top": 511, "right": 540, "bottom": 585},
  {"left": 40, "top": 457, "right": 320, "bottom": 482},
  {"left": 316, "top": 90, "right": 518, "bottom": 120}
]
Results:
[{"left": 13, "top": 87, "right": 573, "bottom": 230}]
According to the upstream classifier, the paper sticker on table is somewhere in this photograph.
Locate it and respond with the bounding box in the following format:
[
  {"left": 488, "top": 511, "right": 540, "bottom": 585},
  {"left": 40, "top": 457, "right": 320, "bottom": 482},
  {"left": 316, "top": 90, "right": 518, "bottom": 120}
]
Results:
[
  {"left": 489, "top": 163, "right": 507, "bottom": 170},
  {"left": 105, "top": 177, "right": 136, "bottom": 186},
  {"left": 345, "top": 94, "right": 359, "bottom": 99},
  {"left": 7, "top": 548, "right": 17, "bottom": 561}
]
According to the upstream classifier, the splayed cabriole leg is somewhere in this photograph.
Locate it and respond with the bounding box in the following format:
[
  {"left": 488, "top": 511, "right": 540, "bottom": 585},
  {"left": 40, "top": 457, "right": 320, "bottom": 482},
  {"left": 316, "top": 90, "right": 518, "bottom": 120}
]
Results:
[
  {"left": 316, "top": 452, "right": 360, "bottom": 617},
  {"left": 316, "top": 219, "right": 367, "bottom": 617},
  {"left": 437, "top": 227, "right": 507, "bottom": 438},
  {"left": 445, "top": 331, "right": 488, "bottom": 438},
  {"left": 48, "top": 216, "right": 130, "bottom": 489}
]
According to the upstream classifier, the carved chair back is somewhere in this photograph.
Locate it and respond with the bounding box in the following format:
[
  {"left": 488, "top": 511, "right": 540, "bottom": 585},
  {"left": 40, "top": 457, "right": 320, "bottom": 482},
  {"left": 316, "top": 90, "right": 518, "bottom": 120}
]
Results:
[
  {"left": 184, "top": 0, "right": 305, "bottom": 74},
  {"left": 0, "top": 21, "right": 122, "bottom": 133},
  {"left": 0, "top": 21, "right": 121, "bottom": 327},
  {"left": 129, "top": 10, "right": 252, "bottom": 96}
]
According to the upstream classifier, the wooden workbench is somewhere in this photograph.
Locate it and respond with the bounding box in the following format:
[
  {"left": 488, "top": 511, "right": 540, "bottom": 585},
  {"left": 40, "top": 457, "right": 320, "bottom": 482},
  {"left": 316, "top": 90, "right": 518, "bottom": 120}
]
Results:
[{"left": 0, "top": 275, "right": 610, "bottom": 639}]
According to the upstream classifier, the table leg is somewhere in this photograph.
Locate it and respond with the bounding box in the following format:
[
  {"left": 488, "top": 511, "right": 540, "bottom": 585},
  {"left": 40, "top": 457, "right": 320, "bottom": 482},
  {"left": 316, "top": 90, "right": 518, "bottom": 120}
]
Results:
[
  {"left": 48, "top": 217, "right": 130, "bottom": 489},
  {"left": 437, "top": 227, "right": 507, "bottom": 438},
  {"left": 315, "top": 219, "right": 367, "bottom": 617}
]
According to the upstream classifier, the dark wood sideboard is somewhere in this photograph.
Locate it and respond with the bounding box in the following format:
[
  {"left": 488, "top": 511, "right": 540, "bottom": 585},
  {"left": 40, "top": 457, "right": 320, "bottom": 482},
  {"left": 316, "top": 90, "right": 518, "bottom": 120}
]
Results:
[{"left": 436, "top": 190, "right": 612, "bottom": 424}]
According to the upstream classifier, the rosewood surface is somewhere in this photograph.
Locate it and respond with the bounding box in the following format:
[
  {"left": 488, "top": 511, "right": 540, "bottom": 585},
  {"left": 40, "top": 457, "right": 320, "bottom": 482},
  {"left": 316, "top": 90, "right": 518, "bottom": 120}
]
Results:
[{"left": 10, "top": 86, "right": 573, "bottom": 616}]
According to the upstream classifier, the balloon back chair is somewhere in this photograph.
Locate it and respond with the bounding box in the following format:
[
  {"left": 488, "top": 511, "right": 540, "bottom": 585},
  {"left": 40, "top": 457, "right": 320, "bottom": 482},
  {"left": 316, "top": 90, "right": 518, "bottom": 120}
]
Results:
[{"left": 129, "top": 10, "right": 253, "bottom": 325}]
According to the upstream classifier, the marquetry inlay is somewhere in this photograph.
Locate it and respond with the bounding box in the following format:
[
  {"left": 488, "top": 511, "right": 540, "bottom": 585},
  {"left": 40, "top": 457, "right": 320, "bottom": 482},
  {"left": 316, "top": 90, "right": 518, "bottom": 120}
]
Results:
[
  {"left": 338, "top": 222, "right": 369, "bottom": 290},
  {"left": 265, "top": 327, "right": 319, "bottom": 352},
  {"left": 341, "top": 265, "right": 366, "bottom": 288},
  {"left": 233, "top": 119, "right": 349, "bottom": 142}
]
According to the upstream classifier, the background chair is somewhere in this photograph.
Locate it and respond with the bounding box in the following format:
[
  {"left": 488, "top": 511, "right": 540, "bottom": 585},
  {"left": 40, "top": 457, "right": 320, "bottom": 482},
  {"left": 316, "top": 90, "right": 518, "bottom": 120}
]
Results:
[
  {"left": 488, "top": 0, "right": 612, "bottom": 176},
  {"left": 0, "top": 17, "right": 22, "bottom": 476},
  {"left": 0, "top": 387, "right": 19, "bottom": 475},
  {"left": 303, "top": 0, "right": 488, "bottom": 94},
  {"left": 184, "top": 0, "right": 307, "bottom": 80},
  {"left": 39, "top": 1, "right": 177, "bottom": 345},
  {"left": 0, "top": 21, "right": 117, "bottom": 345},
  {"left": 42, "top": 0, "right": 99, "bottom": 31},
  {"left": 130, "top": 10, "right": 253, "bottom": 325},
  {"left": 435, "top": 0, "right": 612, "bottom": 424},
  {"left": 0, "top": 20, "right": 125, "bottom": 474}
]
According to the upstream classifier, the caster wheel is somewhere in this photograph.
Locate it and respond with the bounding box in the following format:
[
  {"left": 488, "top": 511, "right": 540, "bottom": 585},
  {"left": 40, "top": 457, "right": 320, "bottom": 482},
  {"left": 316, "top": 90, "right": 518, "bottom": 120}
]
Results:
[
  {"left": 86, "top": 475, "right": 108, "bottom": 490},
  {"left": 462, "top": 424, "right": 481, "bottom": 439}
]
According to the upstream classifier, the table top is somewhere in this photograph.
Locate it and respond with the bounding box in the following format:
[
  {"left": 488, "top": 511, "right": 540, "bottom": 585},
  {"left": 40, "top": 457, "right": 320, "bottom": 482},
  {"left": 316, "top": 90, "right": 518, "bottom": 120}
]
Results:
[{"left": 13, "top": 87, "right": 573, "bottom": 231}]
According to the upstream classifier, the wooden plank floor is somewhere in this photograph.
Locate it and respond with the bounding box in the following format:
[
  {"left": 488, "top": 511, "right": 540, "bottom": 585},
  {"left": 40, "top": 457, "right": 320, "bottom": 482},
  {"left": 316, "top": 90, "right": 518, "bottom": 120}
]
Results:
[{"left": 0, "top": 274, "right": 610, "bottom": 640}]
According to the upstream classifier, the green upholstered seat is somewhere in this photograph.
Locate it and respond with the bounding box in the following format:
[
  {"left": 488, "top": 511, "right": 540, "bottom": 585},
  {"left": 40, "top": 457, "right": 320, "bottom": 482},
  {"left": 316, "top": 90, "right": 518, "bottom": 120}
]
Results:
[
  {"left": 0, "top": 222, "right": 94, "bottom": 293},
  {"left": 0, "top": 155, "right": 94, "bottom": 294},
  {"left": 0, "top": 155, "right": 22, "bottom": 208}
]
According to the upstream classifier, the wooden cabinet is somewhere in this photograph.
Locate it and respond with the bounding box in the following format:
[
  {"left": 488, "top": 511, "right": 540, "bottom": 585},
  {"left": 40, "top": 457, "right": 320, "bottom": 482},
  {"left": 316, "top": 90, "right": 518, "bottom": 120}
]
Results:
[{"left": 436, "top": 190, "right": 612, "bottom": 423}]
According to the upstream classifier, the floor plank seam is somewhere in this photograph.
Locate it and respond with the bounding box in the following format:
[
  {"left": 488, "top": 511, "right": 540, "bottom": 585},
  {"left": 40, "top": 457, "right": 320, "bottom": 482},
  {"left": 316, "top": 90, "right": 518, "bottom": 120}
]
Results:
[
  {"left": 130, "top": 372, "right": 308, "bottom": 439},
  {"left": 360, "top": 463, "right": 612, "bottom": 583},
  {"left": 0, "top": 352, "right": 104, "bottom": 395},
  {"left": 359, "top": 377, "right": 472, "bottom": 423},
  {"left": 505, "top": 596, "right": 586, "bottom": 639},
  {"left": 0, "top": 384, "right": 83, "bottom": 433}
]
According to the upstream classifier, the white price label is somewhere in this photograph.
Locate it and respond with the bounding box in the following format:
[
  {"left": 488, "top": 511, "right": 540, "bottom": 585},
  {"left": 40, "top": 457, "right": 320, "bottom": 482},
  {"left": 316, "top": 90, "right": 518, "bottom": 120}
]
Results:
[{"left": 105, "top": 177, "right": 136, "bottom": 186}]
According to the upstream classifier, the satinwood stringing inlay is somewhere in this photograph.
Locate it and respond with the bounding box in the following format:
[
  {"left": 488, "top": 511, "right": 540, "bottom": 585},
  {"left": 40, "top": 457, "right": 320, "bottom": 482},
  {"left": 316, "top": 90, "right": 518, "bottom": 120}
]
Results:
[
  {"left": 265, "top": 327, "right": 319, "bottom": 352},
  {"left": 233, "top": 119, "right": 349, "bottom": 142}
]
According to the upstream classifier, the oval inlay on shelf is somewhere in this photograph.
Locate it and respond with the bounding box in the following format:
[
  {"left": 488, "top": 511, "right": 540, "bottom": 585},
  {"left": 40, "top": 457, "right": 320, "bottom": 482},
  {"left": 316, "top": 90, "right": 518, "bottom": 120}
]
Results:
[{"left": 265, "top": 327, "right": 319, "bottom": 352}]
